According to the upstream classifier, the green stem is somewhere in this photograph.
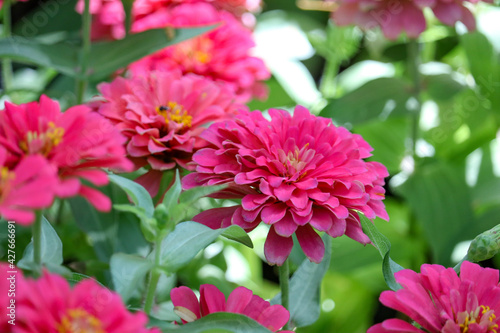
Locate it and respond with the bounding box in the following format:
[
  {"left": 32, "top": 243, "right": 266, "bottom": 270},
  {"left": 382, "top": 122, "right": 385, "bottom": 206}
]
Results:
[
  {"left": 32, "top": 211, "right": 43, "bottom": 276},
  {"left": 2, "top": 0, "right": 13, "bottom": 94},
  {"left": 319, "top": 59, "right": 339, "bottom": 99},
  {"left": 143, "top": 237, "right": 162, "bottom": 315},
  {"left": 76, "top": 0, "right": 92, "bottom": 104},
  {"left": 279, "top": 259, "right": 290, "bottom": 330},
  {"left": 453, "top": 254, "right": 468, "bottom": 274},
  {"left": 407, "top": 38, "right": 422, "bottom": 160}
]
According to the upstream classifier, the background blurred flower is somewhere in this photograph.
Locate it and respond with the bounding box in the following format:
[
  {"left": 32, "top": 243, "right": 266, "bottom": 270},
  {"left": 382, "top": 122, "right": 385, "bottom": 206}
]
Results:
[
  {"left": 15, "top": 270, "right": 159, "bottom": 333},
  {"left": 0, "top": 95, "right": 133, "bottom": 212},
  {"left": 0, "top": 147, "right": 58, "bottom": 225},
  {"left": 330, "top": 0, "right": 491, "bottom": 39},
  {"left": 95, "top": 70, "right": 247, "bottom": 196},
  {"left": 183, "top": 106, "right": 389, "bottom": 265},
  {"left": 171, "top": 284, "right": 292, "bottom": 332},
  {"left": 368, "top": 261, "right": 500, "bottom": 333}
]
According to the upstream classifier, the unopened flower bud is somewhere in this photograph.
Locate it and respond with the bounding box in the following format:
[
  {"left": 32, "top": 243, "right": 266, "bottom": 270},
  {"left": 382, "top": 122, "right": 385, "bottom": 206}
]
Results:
[{"left": 467, "top": 224, "right": 500, "bottom": 262}]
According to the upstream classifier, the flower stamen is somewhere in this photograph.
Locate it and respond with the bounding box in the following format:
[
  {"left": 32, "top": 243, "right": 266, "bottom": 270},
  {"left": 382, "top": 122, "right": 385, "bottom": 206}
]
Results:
[
  {"left": 156, "top": 102, "right": 192, "bottom": 129},
  {"left": 57, "top": 308, "right": 105, "bottom": 333}
]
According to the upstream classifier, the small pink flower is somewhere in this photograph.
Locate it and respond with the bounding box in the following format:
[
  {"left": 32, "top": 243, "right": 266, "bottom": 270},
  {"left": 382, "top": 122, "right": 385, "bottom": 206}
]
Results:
[
  {"left": 368, "top": 261, "right": 500, "bottom": 333},
  {"left": 171, "top": 284, "right": 292, "bottom": 332},
  {"left": 128, "top": 2, "right": 270, "bottom": 103},
  {"left": 183, "top": 106, "right": 389, "bottom": 265},
  {"left": 0, "top": 95, "right": 133, "bottom": 213},
  {"left": 0, "top": 148, "right": 58, "bottom": 225},
  {"left": 12, "top": 269, "right": 159, "bottom": 333},
  {"left": 94, "top": 70, "right": 247, "bottom": 196}
]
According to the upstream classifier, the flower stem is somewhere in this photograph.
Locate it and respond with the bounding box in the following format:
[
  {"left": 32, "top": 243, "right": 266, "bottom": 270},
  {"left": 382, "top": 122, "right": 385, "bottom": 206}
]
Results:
[
  {"left": 2, "top": 0, "right": 13, "bottom": 94},
  {"left": 76, "top": 0, "right": 92, "bottom": 104},
  {"left": 319, "top": 59, "right": 339, "bottom": 99},
  {"left": 279, "top": 259, "right": 290, "bottom": 330},
  {"left": 32, "top": 211, "right": 43, "bottom": 276},
  {"left": 407, "top": 38, "right": 422, "bottom": 160},
  {"left": 144, "top": 236, "right": 162, "bottom": 315}
]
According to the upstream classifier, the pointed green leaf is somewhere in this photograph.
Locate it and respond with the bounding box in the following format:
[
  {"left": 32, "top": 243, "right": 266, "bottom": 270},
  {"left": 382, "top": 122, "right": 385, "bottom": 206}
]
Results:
[
  {"left": 18, "top": 216, "right": 64, "bottom": 270},
  {"left": 358, "top": 212, "right": 404, "bottom": 291},
  {"left": 109, "top": 174, "right": 155, "bottom": 218},
  {"left": 221, "top": 225, "right": 253, "bottom": 249},
  {"left": 272, "top": 235, "right": 331, "bottom": 327},
  {"left": 159, "top": 312, "right": 273, "bottom": 333},
  {"left": 179, "top": 185, "right": 227, "bottom": 205},
  {"left": 157, "top": 222, "right": 251, "bottom": 272},
  {"left": 111, "top": 253, "right": 154, "bottom": 302},
  {"left": 161, "top": 169, "right": 182, "bottom": 213}
]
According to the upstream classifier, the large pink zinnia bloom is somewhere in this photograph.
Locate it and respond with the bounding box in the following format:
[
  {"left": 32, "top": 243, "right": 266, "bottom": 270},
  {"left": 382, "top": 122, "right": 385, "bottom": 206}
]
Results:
[
  {"left": 368, "top": 261, "right": 500, "bottom": 333},
  {"left": 183, "top": 106, "right": 389, "bottom": 265},
  {"left": 94, "top": 70, "right": 248, "bottom": 196},
  {"left": 331, "top": 0, "right": 491, "bottom": 39},
  {"left": 11, "top": 269, "right": 159, "bottom": 333},
  {"left": 171, "top": 284, "right": 293, "bottom": 332},
  {"left": 0, "top": 147, "right": 58, "bottom": 225},
  {"left": 128, "top": 2, "right": 270, "bottom": 103},
  {"left": 0, "top": 95, "right": 133, "bottom": 214}
]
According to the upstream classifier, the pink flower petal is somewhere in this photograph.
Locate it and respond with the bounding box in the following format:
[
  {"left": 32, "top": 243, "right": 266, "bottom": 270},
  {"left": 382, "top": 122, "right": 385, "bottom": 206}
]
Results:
[
  {"left": 296, "top": 224, "right": 325, "bottom": 263},
  {"left": 264, "top": 226, "right": 294, "bottom": 266},
  {"left": 200, "top": 284, "right": 226, "bottom": 316}
]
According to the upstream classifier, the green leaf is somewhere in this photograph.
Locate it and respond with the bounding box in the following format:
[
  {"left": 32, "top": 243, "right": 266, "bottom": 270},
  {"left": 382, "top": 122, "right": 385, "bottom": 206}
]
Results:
[
  {"left": 221, "top": 226, "right": 253, "bottom": 249},
  {"left": 394, "top": 160, "right": 476, "bottom": 266},
  {"left": 18, "top": 216, "right": 64, "bottom": 269},
  {"left": 109, "top": 174, "right": 155, "bottom": 218},
  {"left": 161, "top": 169, "right": 182, "bottom": 213},
  {"left": 110, "top": 253, "right": 153, "bottom": 302},
  {"left": 320, "top": 77, "right": 412, "bottom": 126},
  {"left": 0, "top": 37, "right": 78, "bottom": 76},
  {"left": 159, "top": 312, "right": 273, "bottom": 333},
  {"left": 272, "top": 235, "right": 331, "bottom": 327},
  {"left": 87, "top": 26, "right": 217, "bottom": 80},
  {"left": 157, "top": 222, "right": 252, "bottom": 272},
  {"left": 179, "top": 185, "right": 227, "bottom": 205},
  {"left": 68, "top": 197, "right": 117, "bottom": 261},
  {"left": 424, "top": 74, "right": 467, "bottom": 101},
  {"left": 358, "top": 212, "right": 404, "bottom": 291}
]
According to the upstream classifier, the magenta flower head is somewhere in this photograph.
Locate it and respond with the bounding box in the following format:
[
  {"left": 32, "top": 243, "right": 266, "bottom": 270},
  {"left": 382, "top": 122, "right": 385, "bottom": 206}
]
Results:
[
  {"left": 127, "top": 2, "right": 270, "bottom": 103},
  {"left": 330, "top": 0, "right": 492, "bottom": 40},
  {"left": 13, "top": 269, "right": 159, "bottom": 333},
  {"left": 0, "top": 147, "right": 58, "bottom": 225},
  {"left": 95, "top": 70, "right": 248, "bottom": 196},
  {"left": 171, "top": 284, "right": 292, "bottom": 332},
  {"left": 0, "top": 95, "right": 133, "bottom": 215},
  {"left": 183, "top": 106, "right": 389, "bottom": 265},
  {"left": 368, "top": 261, "right": 500, "bottom": 333}
]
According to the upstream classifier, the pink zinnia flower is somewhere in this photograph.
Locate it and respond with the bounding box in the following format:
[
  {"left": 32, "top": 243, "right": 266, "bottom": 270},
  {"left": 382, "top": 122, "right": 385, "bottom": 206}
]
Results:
[
  {"left": 94, "top": 70, "right": 248, "bottom": 196},
  {"left": 13, "top": 269, "right": 159, "bottom": 333},
  {"left": 128, "top": 2, "right": 270, "bottom": 103},
  {"left": 368, "top": 261, "right": 500, "bottom": 333},
  {"left": 0, "top": 95, "right": 133, "bottom": 213},
  {"left": 183, "top": 106, "right": 389, "bottom": 265},
  {"left": 0, "top": 147, "right": 58, "bottom": 225},
  {"left": 330, "top": 0, "right": 491, "bottom": 39},
  {"left": 171, "top": 284, "right": 292, "bottom": 332}
]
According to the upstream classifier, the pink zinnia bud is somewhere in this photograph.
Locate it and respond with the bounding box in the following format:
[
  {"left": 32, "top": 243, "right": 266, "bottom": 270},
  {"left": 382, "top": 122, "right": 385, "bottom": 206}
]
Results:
[
  {"left": 0, "top": 95, "right": 133, "bottom": 216},
  {"left": 94, "top": 70, "right": 248, "bottom": 196},
  {"left": 4, "top": 267, "right": 159, "bottom": 332},
  {"left": 183, "top": 106, "right": 389, "bottom": 265},
  {"left": 368, "top": 261, "right": 500, "bottom": 333},
  {"left": 171, "top": 284, "right": 293, "bottom": 332}
]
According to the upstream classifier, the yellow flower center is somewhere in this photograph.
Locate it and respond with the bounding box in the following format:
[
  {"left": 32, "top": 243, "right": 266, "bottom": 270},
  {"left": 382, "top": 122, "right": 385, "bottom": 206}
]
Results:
[
  {"left": 278, "top": 143, "right": 313, "bottom": 179},
  {"left": 459, "top": 305, "right": 498, "bottom": 333},
  {"left": 156, "top": 102, "right": 192, "bottom": 128},
  {"left": 57, "top": 308, "right": 105, "bottom": 333},
  {"left": 19, "top": 121, "right": 65, "bottom": 156},
  {"left": 175, "top": 37, "right": 213, "bottom": 65},
  {"left": 0, "top": 166, "right": 15, "bottom": 200}
]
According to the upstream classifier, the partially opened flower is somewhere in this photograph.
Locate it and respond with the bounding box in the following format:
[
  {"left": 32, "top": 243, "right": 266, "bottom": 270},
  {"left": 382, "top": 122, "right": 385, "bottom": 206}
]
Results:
[
  {"left": 183, "top": 106, "right": 389, "bottom": 265},
  {"left": 0, "top": 95, "right": 133, "bottom": 213},
  {"left": 95, "top": 70, "right": 247, "bottom": 196},
  {"left": 128, "top": 2, "right": 270, "bottom": 102},
  {"left": 15, "top": 270, "right": 159, "bottom": 333},
  {"left": 0, "top": 147, "right": 58, "bottom": 225},
  {"left": 171, "top": 284, "right": 292, "bottom": 332},
  {"left": 368, "top": 261, "right": 500, "bottom": 332},
  {"left": 330, "top": 0, "right": 491, "bottom": 39}
]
